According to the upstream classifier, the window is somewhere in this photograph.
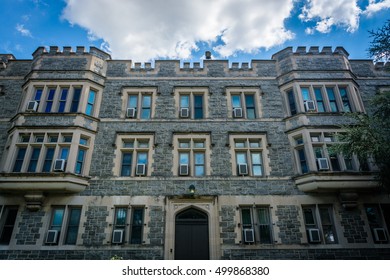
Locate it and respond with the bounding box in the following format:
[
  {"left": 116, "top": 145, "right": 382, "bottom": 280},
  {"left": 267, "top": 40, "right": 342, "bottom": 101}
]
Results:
[
  {"left": 111, "top": 207, "right": 144, "bottom": 244},
  {"left": 284, "top": 84, "right": 363, "bottom": 116},
  {"left": 290, "top": 130, "right": 370, "bottom": 174},
  {"left": 240, "top": 206, "right": 272, "bottom": 244},
  {"left": 116, "top": 134, "right": 154, "bottom": 177},
  {"left": 25, "top": 84, "right": 100, "bottom": 115},
  {"left": 8, "top": 131, "right": 91, "bottom": 175},
  {"left": 229, "top": 135, "right": 268, "bottom": 176},
  {"left": 172, "top": 134, "right": 211, "bottom": 176},
  {"left": 0, "top": 206, "right": 18, "bottom": 245},
  {"left": 174, "top": 87, "right": 208, "bottom": 119},
  {"left": 365, "top": 204, "right": 390, "bottom": 243},
  {"left": 227, "top": 88, "right": 261, "bottom": 119},
  {"left": 122, "top": 88, "right": 157, "bottom": 119},
  {"left": 85, "top": 89, "right": 96, "bottom": 116},
  {"left": 46, "top": 206, "right": 82, "bottom": 245},
  {"left": 302, "top": 205, "right": 337, "bottom": 244}
]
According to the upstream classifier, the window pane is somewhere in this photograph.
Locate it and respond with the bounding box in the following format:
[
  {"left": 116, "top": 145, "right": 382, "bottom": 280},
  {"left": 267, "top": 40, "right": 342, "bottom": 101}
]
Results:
[
  {"left": 194, "top": 95, "right": 203, "bottom": 119},
  {"left": 115, "top": 208, "right": 127, "bottom": 226},
  {"left": 179, "top": 153, "right": 189, "bottom": 164},
  {"left": 75, "top": 149, "right": 85, "bottom": 174},
  {"left": 123, "top": 140, "right": 134, "bottom": 148},
  {"left": 339, "top": 87, "right": 352, "bottom": 112},
  {"left": 235, "top": 141, "right": 246, "bottom": 148},
  {"left": 301, "top": 87, "right": 310, "bottom": 101},
  {"left": 326, "top": 87, "right": 338, "bottom": 112},
  {"left": 137, "top": 152, "right": 148, "bottom": 164},
  {"left": 137, "top": 141, "right": 149, "bottom": 148},
  {"left": 86, "top": 90, "right": 96, "bottom": 116},
  {"left": 65, "top": 208, "right": 81, "bottom": 245},
  {"left": 303, "top": 208, "right": 315, "bottom": 225},
  {"left": 58, "top": 89, "right": 68, "bottom": 112},
  {"left": 180, "top": 95, "right": 189, "bottom": 107},
  {"left": 52, "top": 208, "right": 65, "bottom": 230},
  {"left": 121, "top": 152, "right": 132, "bottom": 176},
  {"left": 252, "top": 165, "right": 262, "bottom": 176},
  {"left": 179, "top": 141, "right": 190, "bottom": 148},
  {"left": 251, "top": 153, "right": 262, "bottom": 164},
  {"left": 45, "top": 88, "right": 56, "bottom": 112},
  {"left": 0, "top": 207, "right": 18, "bottom": 245},
  {"left": 194, "top": 141, "right": 205, "bottom": 148},
  {"left": 142, "top": 95, "right": 151, "bottom": 107},
  {"left": 195, "top": 153, "right": 205, "bottom": 164},
  {"left": 236, "top": 152, "right": 247, "bottom": 164},
  {"left": 241, "top": 209, "right": 252, "bottom": 226},
  {"left": 60, "top": 147, "right": 69, "bottom": 160},
  {"left": 128, "top": 95, "right": 138, "bottom": 108},
  {"left": 130, "top": 208, "right": 144, "bottom": 244},
  {"left": 70, "top": 88, "right": 81, "bottom": 112},
  {"left": 13, "top": 147, "right": 27, "bottom": 172},
  {"left": 27, "top": 147, "right": 41, "bottom": 172},
  {"left": 231, "top": 95, "right": 241, "bottom": 108},
  {"left": 34, "top": 89, "right": 43, "bottom": 101},
  {"left": 42, "top": 147, "right": 55, "bottom": 172},
  {"left": 287, "top": 89, "right": 297, "bottom": 115},
  {"left": 195, "top": 166, "right": 205, "bottom": 176},
  {"left": 314, "top": 88, "right": 325, "bottom": 112},
  {"left": 297, "top": 148, "right": 308, "bottom": 173}
]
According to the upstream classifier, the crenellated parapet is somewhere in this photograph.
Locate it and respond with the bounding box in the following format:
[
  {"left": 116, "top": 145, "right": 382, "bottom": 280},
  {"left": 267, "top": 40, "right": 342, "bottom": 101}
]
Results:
[{"left": 32, "top": 46, "right": 111, "bottom": 60}]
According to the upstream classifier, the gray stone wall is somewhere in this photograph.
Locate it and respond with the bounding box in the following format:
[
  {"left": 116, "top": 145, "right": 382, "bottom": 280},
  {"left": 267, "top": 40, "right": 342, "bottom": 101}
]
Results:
[
  {"left": 14, "top": 210, "right": 45, "bottom": 245},
  {"left": 219, "top": 205, "right": 236, "bottom": 244},
  {"left": 275, "top": 205, "right": 303, "bottom": 244},
  {"left": 82, "top": 206, "right": 109, "bottom": 246},
  {"left": 339, "top": 207, "right": 368, "bottom": 243},
  {"left": 148, "top": 206, "right": 164, "bottom": 245}
]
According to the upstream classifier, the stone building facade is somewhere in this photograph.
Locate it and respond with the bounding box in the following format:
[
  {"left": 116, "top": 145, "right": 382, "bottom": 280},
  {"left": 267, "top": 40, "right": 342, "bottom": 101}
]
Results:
[{"left": 0, "top": 46, "right": 389, "bottom": 259}]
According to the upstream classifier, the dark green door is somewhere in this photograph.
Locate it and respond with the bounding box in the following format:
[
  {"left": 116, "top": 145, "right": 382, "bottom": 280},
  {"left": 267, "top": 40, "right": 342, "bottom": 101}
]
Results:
[{"left": 175, "top": 208, "right": 209, "bottom": 260}]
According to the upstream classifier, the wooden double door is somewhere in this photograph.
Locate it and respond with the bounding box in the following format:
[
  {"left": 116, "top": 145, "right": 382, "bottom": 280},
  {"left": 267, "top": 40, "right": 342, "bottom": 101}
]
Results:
[{"left": 174, "top": 208, "right": 209, "bottom": 260}]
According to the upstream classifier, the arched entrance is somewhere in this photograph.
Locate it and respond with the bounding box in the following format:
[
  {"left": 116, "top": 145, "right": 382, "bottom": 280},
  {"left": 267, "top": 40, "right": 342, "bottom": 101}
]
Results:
[{"left": 174, "top": 207, "right": 209, "bottom": 260}]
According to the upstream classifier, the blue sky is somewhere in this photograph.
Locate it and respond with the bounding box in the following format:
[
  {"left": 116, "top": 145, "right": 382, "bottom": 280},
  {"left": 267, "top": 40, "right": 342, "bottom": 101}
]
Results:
[{"left": 1, "top": 0, "right": 389, "bottom": 62}]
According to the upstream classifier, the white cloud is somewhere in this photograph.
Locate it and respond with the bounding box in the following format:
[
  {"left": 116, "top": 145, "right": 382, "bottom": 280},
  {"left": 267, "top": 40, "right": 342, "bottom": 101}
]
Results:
[
  {"left": 16, "top": 24, "right": 32, "bottom": 37},
  {"left": 363, "top": 0, "right": 390, "bottom": 17},
  {"left": 299, "top": 0, "right": 362, "bottom": 33},
  {"left": 62, "top": 0, "right": 294, "bottom": 60},
  {"left": 299, "top": 0, "right": 390, "bottom": 34}
]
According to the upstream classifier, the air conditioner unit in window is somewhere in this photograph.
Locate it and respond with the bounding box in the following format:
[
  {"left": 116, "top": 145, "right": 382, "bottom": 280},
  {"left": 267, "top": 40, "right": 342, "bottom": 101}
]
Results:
[
  {"left": 243, "top": 228, "right": 255, "bottom": 243},
  {"left": 179, "top": 164, "right": 189, "bottom": 176},
  {"left": 136, "top": 164, "right": 146, "bottom": 176},
  {"left": 26, "top": 101, "right": 38, "bottom": 112},
  {"left": 373, "top": 228, "right": 388, "bottom": 242},
  {"left": 53, "top": 159, "right": 66, "bottom": 172},
  {"left": 307, "top": 228, "right": 321, "bottom": 243},
  {"left": 304, "top": 100, "right": 316, "bottom": 112},
  {"left": 180, "top": 107, "right": 190, "bottom": 118},
  {"left": 126, "top": 107, "right": 136, "bottom": 118},
  {"left": 233, "top": 107, "right": 243, "bottom": 118},
  {"left": 112, "top": 229, "right": 124, "bottom": 244},
  {"left": 238, "top": 163, "right": 248, "bottom": 175},
  {"left": 317, "top": 158, "right": 330, "bottom": 170},
  {"left": 45, "top": 230, "right": 59, "bottom": 244}
]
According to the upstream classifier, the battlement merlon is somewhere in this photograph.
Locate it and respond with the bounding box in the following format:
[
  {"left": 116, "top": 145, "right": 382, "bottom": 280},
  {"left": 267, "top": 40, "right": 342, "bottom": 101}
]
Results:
[
  {"left": 271, "top": 46, "right": 350, "bottom": 61},
  {"left": 32, "top": 46, "right": 111, "bottom": 60}
]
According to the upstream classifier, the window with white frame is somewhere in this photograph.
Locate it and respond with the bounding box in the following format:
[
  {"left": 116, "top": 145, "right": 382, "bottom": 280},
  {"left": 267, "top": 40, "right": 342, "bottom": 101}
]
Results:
[
  {"left": 229, "top": 135, "right": 268, "bottom": 176},
  {"left": 284, "top": 83, "right": 363, "bottom": 116},
  {"left": 24, "top": 84, "right": 98, "bottom": 116},
  {"left": 172, "top": 134, "right": 211, "bottom": 177},
  {"left": 122, "top": 88, "right": 157, "bottom": 119},
  {"left": 7, "top": 130, "right": 92, "bottom": 175},
  {"left": 45, "top": 206, "right": 82, "bottom": 245},
  {"left": 365, "top": 204, "right": 390, "bottom": 243},
  {"left": 174, "top": 87, "right": 208, "bottom": 119},
  {"left": 240, "top": 206, "right": 273, "bottom": 244},
  {"left": 111, "top": 206, "right": 144, "bottom": 244},
  {"left": 226, "top": 88, "right": 262, "bottom": 119},
  {"left": 0, "top": 205, "right": 18, "bottom": 245},
  {"left": 302, "top": 205, "right": 337, "bottom": 244},
  {"left": 115, "top": 134, "right": 154, "bottom": 177},
  {"left": 290, "top": 130, "right": 372, "bottom": 174}
]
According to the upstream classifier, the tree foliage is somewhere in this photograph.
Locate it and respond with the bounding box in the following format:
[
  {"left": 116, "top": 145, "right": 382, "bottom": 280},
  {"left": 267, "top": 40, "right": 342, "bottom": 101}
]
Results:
[
  {"left": 367, "top": 19, "right": 390, "bottom": 63},
  {"left": 335, "top": 92, "right": 390, "bottom": 190}
]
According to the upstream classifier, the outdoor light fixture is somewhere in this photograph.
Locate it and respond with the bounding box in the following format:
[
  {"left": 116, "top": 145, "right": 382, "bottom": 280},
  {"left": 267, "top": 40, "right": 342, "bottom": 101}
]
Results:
[{"left": 188, "top": 185, "right": 196, "bottom": 195}]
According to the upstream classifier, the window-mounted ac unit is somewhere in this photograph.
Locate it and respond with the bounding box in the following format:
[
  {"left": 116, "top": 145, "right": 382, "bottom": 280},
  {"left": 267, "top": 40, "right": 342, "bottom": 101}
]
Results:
[
  {"left": 46, "top": 230, "right": 59, "bottom": 244},
  {"left": 26, "top": 101, "right": 38, "bottom": 112},
  {"left": 136, "top": 164, "right": 146, "bottom": 176},
  {"left": 233, "top": 107, "right": 243, "bottom": 118},
  {"left": 126, "top": 107, "right": 136, "bottom": 118},
  {"left": 243, "top": 228, "right": 255, "bottom": 243},
  {"left": 180, "top": 107, "right": 190, "bottom": 118},
  {"left": 317, "top": 158, "right": 330, "bottom": 170},
  {"left": 373, "top": 228, "right": 388, "bottom": 242},
  {"left": 179, "top": 164, "right": 189, "bottom": 176},
  {"left": 112, "top": 229, "right": 124, "bottom": 244},
  {"left": 238, "top": 163, "right": 248, "bottom": 175},
  {"left": 53, "top": 159, "right": 66, "bottom": 172},
  {"left": 307, "top": 228, "right": 321, "bottom": 243},
  {"left": 304, "top": 100, "right": 316, "bottom": 112}
]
